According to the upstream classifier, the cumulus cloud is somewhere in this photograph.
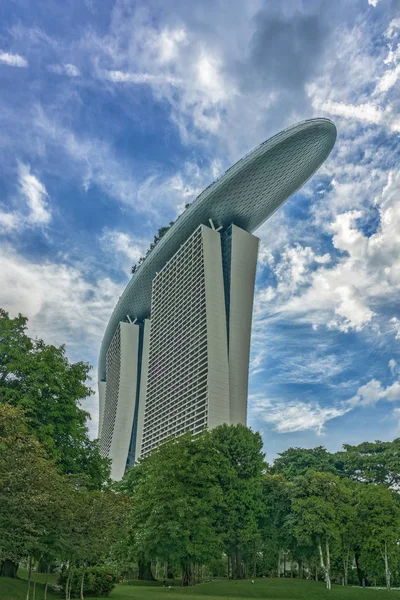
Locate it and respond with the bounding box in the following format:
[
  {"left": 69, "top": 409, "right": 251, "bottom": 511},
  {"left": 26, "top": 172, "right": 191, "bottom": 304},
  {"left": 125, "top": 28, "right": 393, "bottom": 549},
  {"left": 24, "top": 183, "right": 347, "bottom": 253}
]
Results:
[
  {"left": 0, "top": 246, "right": 124, "bottom": 435},
  {"left": 256, "top": 168, "right": 400, "bottom": 334},
  {"left": 0, "top": 51, "right": 28, "bottom": 68},
  {"left": 347, "top": 378, "right": 400, "bottom": 407}
]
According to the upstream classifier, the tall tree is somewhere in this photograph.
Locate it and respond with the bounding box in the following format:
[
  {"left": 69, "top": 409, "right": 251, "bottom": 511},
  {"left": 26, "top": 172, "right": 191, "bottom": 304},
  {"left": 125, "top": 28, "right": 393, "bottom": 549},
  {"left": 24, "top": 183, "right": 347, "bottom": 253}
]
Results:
[
  {"left": 260, "top": 474, "right": 292, "bottom": 577},
  {"left": 356, "top": 484, "right": 400, "bottom": 592},
  {"left": 210, "top": 424, "right": 265, "bottom": 579},
  {"left": 0, "top": 404, "right": 66, "bottom": 579},
  {"left": 0, "top": 309, "right": 109, "bottom": 488},
  {"left": 289, "top": 471, "right": 353, "bottom": 590},
  {"left": 121, "top": 432, "right": 223, "bottom": 586}
]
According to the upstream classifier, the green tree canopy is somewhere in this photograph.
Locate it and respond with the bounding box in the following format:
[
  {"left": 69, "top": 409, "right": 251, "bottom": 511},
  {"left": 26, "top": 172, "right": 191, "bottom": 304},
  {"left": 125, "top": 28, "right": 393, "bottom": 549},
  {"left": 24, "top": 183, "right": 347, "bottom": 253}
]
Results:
[
  {"left": 210, "top": 424, "right": 265, "bottom": 579},
  {"left": 121, "top": 431, "right": 223, "bottom": 586},
  {"left": 0, "top": 309, "right": 109, "bottom": 488},
  {"left": 336, "top": 439, "right": 400, "bottom": 488},
  {"left": 272, "top": 446, "right": 339, "bottom": 480},
  {"left": 0, "top": 404, "right": 68, "bottom": 576}
]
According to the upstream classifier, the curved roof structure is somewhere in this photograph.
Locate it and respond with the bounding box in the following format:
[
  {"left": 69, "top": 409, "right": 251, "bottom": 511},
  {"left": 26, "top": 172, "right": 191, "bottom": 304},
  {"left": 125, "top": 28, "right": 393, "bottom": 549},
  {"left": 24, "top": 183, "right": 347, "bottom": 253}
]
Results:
[{"left": 99, "top": 118, "right": 337, "bottom": 380}]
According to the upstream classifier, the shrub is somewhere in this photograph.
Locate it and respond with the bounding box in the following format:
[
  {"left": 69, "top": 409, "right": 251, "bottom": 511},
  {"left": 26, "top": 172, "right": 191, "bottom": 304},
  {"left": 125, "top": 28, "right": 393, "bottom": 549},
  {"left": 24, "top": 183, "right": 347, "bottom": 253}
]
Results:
[{"left": 58, "top": 566, "right": 117, "bottom": 597}]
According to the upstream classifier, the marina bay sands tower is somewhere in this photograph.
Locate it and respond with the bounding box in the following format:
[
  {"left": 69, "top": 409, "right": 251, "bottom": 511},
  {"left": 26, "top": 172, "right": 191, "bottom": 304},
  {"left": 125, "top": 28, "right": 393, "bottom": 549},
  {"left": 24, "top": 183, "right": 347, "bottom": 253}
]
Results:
[{"left": 98, "top": 119, "right": 337, "bottom": 480}]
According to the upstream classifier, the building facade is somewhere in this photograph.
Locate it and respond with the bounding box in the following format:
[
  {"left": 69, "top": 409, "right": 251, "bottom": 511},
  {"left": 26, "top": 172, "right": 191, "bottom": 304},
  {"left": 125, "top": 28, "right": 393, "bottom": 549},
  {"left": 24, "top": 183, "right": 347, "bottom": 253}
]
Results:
[{"left": 98, "top": 118, "right": 337, "bottom": 479}]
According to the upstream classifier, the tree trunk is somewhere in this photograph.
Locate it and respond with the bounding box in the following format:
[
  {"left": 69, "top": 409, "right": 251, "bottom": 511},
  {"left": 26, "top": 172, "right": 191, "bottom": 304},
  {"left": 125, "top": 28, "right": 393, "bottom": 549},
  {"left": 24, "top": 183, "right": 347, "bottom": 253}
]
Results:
[
  {"left": 343, "top": 546, "right": 350, "bottom": 586},
  {"left": 44, "top": 565, "right": 49, "bottom": 600},
  {"left": 231, "top": 552, "right": 237, "bottom": 580},
  {"left": 181, "top": 561, "right": 192, "bottom": 586},
  {"left": 138, "top": 558, "right": 155, "bottom": 581},
  {"left": 26, "top": 556, "right": 32, "bottom": 600},
  {"left": 68, "top": 567, "right": 74, "bottom": 600},
  {"left": 80, "top": 564, "right": 86, "bottom": 600},
  {"left": 277, "top": 550, "right": 281, "bottom": 578},
  {"left": 354, "top": 548, "right": 367, "bottom": 586},
  {"left": 236, "top": 548, "right": 241, "bottom": 579},
  {"left": 163, "top": 562, "right": 167, "bottom": 580},
  {"left": 315, "top": 564, "right": 318, "bottom": 582},
  {"left": 0, "top": 559, "right": 18, "bottom": 578},
  {"left": 227, "top": 555, "right": 230, "bottom": 579},
  {"left": 318, "top": 540, "right": 331, "bottom": 591},
  {"left": 32, "top": 577, "right": 36, "bottom": 600},
  {"left": 326, "top": 540, "right": 332, "bottom": 591},
  {"left": 65, "top": 565, "right": 72, "bottom": 600},
  {"left": 384, "top": 541, "right": 390, "bottom": 592},
  {"left": 253, "top": 547, "right": 257, "bottom": 579}
]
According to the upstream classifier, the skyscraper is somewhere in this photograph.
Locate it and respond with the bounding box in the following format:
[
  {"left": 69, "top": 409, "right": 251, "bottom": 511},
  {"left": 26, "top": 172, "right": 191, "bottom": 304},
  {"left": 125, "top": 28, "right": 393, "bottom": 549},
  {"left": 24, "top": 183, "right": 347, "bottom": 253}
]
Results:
[{"left": 98, "top": 118, "right": 337, "bottom": 480}]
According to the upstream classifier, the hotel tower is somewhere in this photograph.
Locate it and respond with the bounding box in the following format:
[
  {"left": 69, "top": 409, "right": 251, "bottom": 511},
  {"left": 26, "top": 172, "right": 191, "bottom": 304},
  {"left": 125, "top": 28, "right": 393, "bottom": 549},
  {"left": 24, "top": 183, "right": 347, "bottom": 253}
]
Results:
[{"left": 98, "top": 119, "right": 337, "bottom": 480}]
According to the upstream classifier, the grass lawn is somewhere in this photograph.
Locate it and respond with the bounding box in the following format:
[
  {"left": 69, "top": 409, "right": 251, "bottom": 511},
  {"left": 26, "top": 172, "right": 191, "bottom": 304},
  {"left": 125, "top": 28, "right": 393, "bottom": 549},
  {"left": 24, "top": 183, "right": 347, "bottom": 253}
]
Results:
[{"left": 2, "top": 575, "right": 400, "bottom": 600}]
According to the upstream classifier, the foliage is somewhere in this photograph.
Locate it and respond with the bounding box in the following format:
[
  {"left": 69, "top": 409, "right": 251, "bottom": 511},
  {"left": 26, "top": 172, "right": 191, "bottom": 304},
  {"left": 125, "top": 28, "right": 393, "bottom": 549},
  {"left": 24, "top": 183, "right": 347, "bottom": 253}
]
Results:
[
  {"left": 58, "top": 567, "right": 117, "bottom": 597},
  {"left": 272, "top": 447, "right": 339, "bottom": 480},
  {"left": 0, "top": 404, "right": 67, "bottom": 569},
  {"left": 121, "top": 432, "right": 223, "bottom": 586},
  {"left": 337, "top": 439, "right": 400, "bottom": 488},
  {"left": 288, "top": 471, "right": 355, "bottom": 589},
  {"left": 356, "top": 484, "right": 400, "bottom": 591},
  {"left": 210, "top": 424, "right": 265, "bottom": 579},
  {"left": 0, "top": 308, "right": 110, "bottom": 489}
]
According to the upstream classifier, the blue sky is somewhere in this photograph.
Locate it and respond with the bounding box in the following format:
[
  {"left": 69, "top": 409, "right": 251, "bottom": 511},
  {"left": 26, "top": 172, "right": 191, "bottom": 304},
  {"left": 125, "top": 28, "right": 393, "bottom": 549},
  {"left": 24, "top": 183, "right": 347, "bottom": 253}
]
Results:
[{"left": 0, "top": 0, "right": 399, "bottom": 462}]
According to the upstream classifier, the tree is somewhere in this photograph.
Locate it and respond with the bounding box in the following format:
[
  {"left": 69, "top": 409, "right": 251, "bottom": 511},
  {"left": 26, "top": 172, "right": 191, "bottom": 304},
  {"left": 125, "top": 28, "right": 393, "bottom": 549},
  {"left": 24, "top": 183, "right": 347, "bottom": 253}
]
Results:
[
  {"left": 260, "top": 474, "right": 291, "bottom": 577},
  {"left": 289, "top": 471, "right": 353, "bottom": 590},
  {"left": 0, "top": 309, "right": 109, "bottom": 488},
  {"left": 335, "top": 439, "right": 400, "bottom": 488},
  {"left": 272, "top": 446, "right": 339, "bottom": 480},
  {"left": 210, "top": 424, "right": 265, "bottom": 579},
  {"left": 59, "top": 488, "right": 127, "bottom": 599},
  {"left": 0, "top": 404, "right": 66, "bottom": 582},
  {"left": 121, "top": 432, "right": 223, "bottom": 586},
  {"left": 356, "top": 484, "right": 400, "bottom": 591}
]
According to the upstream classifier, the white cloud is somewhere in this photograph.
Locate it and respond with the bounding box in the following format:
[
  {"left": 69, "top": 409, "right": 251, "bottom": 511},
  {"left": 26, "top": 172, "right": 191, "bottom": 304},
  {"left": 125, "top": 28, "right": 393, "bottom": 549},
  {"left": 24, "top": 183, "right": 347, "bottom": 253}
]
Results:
[
  {"left": 0, "top": 211, "right": 20, "bottom": 233},
  {"left": 256, "top": 169, "right": 400, "bottom": 334},
  {"left": 389, "top": 359, "right": 398, "bottom": 376},
  {"left": 33, "top": 108, "right": 208, "bottom": 218},
  {"left": 100, "top": 230, "right": 146, "bottom": 274},
  {"left": 250, "top": 394, "right": 350, "bottom": 435},
  {"left": 104, "top": 70, "right": 179, "bottom": 85},
  {"left": 19, "top": 163, "right": 51, "bottom": 225},
  {"left": 368, "top": 0, "right": 382, "bottom": 6},
  {"left": 48, "top": 63, "right": 80, "bottom": 77},
  {"left": 0, "top": 51, "right": 28, "bottom": 68},
  {"left": 0, "top": 245, "right": 124, "bottom": 436},
  {"left": 347, "top": 378, "right": 400, "bottom": 407},
  {"left": 390, "top": 317, "right": 400, "bottom": 340},
  {"left": 0, "top": 164, "right": 51, "bottom": 233}
]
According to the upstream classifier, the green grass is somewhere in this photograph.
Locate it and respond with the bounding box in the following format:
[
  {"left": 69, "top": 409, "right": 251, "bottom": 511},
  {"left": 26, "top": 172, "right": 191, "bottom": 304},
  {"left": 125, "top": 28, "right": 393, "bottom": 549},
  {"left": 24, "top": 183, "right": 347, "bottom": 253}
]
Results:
[
  {"left": 2, "top": 575, "right": 400, "bottom": 600},
  {"left": 0, "top": 573, "right": 59, "bottom": 600}
]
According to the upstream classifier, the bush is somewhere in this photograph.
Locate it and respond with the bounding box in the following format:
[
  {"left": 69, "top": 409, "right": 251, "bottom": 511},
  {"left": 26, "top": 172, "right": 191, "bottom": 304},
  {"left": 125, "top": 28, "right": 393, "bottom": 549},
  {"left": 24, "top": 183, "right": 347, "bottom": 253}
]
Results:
[{"left": 58, "top": 567, "right": 117, "bottom": 597}]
